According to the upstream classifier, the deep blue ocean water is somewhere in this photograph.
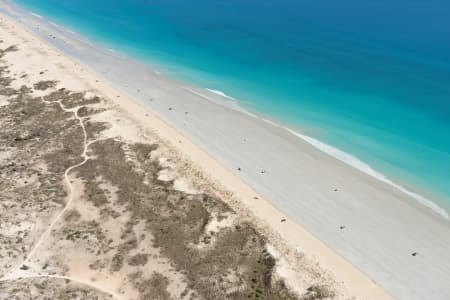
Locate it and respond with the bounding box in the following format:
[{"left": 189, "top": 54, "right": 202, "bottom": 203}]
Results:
[{"left": 13, "top": 0, "right": 450, "bottom": 209}]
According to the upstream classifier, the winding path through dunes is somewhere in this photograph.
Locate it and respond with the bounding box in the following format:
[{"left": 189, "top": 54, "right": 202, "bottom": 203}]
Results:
[
  {"left": 16, "top": 99, "right": 89, "bottom": 269},
  {"left": 0, "top": 98, "right": 119, "bottom": 299},
  {"left": 6, "top": 6, "right": 449, "bottom": 298}
]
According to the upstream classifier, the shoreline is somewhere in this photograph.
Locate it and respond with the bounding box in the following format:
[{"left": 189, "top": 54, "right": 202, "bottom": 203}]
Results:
[
  {"left": 9, "top": 1, "right": 449, "bottom": 219},
  {"left": 184, "top": 85, "right": 450, "bottom": 220},
  {"left": 2, "top": 2, "right": 450, "bottom": 299},
  {"left": 8, "top": 1, "right": 449, "bottom": 215},
  {"left": 0, "top": 6, "right": 392, "bottom": 300}
]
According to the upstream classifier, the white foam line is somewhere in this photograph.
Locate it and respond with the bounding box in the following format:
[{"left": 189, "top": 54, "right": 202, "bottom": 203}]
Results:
[
  {"left": 17, "top": 4, "right": 448, "bottom": 220},
  {"left": 180, "top": 86, "right": 258, "bottom": 118},
  {"left": 182, "top": 85, "right": 448, "bottom": 219},
  {"left": 262, "top": 118, "right": 449, "bottom": 220},
  {"left": 205, "top": 88, "right": 236, "bottom": 100},
  {"left": 49, "top": 21, "right": 60, "bottom": 28},
  {"left": 30, "top": 12, "right": 42, "bottom": 19}
]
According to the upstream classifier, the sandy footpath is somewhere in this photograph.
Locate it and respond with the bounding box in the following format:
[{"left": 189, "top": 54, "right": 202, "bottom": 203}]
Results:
[
  {"left": 1, "top": 1, "right": 450, "bottom": 299},
  {"left": 0, "top": 13, "right": 341, "bottom": 299}
]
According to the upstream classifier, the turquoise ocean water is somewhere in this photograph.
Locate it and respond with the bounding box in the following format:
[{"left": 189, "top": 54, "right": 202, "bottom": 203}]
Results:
[{"left": 12, "top": 0, "right": 450, "bottom": 211}]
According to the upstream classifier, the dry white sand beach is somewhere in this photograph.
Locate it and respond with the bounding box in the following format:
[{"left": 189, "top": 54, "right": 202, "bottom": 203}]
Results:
[{"left": 1, "top": 1, "right": 450, "bottom": 299}]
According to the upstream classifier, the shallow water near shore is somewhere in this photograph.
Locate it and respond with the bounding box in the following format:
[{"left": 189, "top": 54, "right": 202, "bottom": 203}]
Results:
[
  {"left": 3, "top": 2, "right": 450, "bottom": 299},
  {"left": 10, "top": 0, "right": 450, "bottom": 212}
]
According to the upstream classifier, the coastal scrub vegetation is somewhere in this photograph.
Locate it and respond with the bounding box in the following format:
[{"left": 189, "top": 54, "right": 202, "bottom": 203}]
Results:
[{"left": 0, "top": 41, "right": 336, "bottom": 300}]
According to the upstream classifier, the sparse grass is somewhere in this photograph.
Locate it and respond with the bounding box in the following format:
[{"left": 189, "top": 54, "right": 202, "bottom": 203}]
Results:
[
  {"left": 64, "top": 209, "right": 81, "bottom": 222},
  {"left": 85, "top": 182, "right": 109, "bottom": 207},
  {"left": 0, "top": 41, "right": 327, "bottom": 300},
  {"left": 127, "top": 253, "right": 149, "bottom": 267},
  {"left": 75, "top": 136, "right": 298, "bottom": 299},
  {"left": 301, "top": 285, "right": 335, "bottom": 300},
  {"left": 130, "top": 272, "right": 172, "bottom": 300},
  {"left": 33, "top": 80, "right": 57, "bottom": 91},
  {"left": 0, "top": 44, "right": 18, "bottom": 58},
  {"left": 0, "top": 277, "right": 112, "bottom": 299},
  {"left": 77, "top": 105, "right": 106, "bottom": 118}
]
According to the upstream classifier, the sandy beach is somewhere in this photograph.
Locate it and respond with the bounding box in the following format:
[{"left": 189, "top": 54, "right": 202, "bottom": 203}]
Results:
[{"left": 1, "top": 1, "right": 450, "bottom": 299}]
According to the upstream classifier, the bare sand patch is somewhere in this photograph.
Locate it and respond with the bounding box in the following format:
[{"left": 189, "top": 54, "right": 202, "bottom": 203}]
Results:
[{"left": 0, "top": 10, "right": 399, "bottom": 300}]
